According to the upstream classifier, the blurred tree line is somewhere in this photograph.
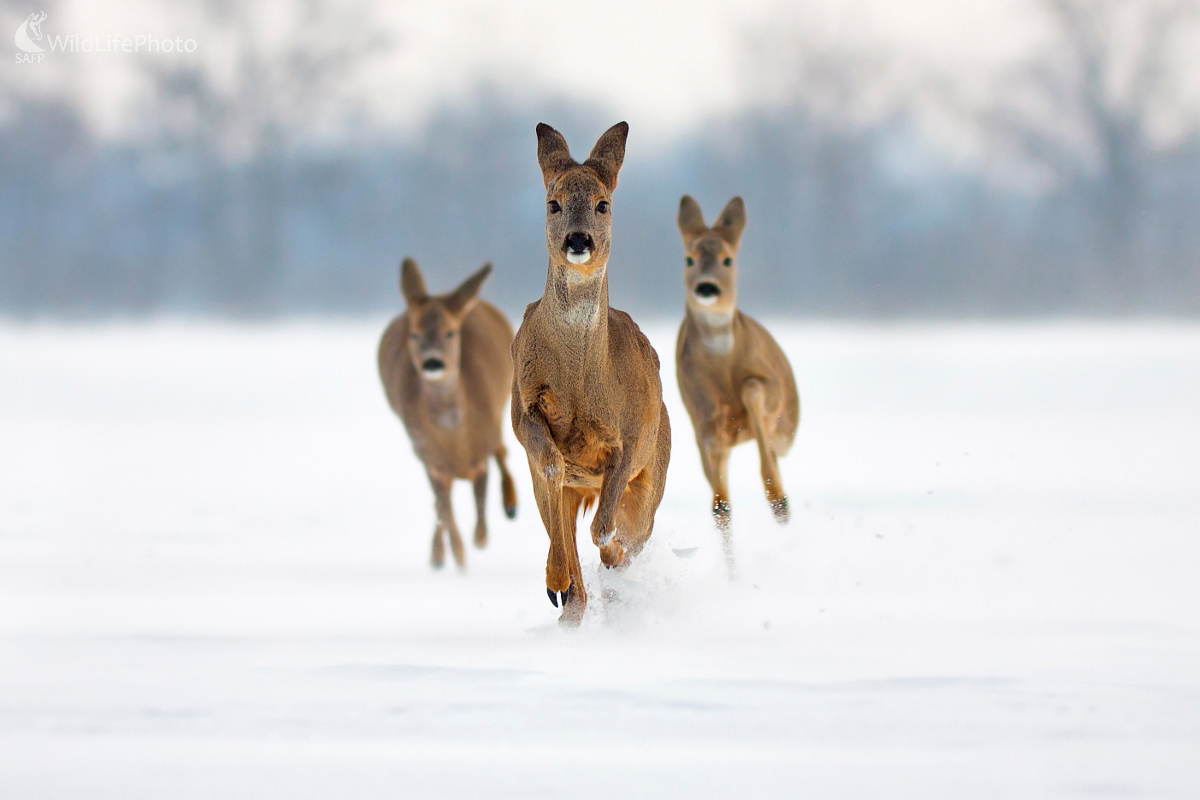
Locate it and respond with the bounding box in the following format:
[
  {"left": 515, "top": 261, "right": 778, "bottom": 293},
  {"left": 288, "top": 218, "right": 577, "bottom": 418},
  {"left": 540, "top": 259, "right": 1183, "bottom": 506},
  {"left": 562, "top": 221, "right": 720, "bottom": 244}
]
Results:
[{"left": 1, "top": 0, "right": 1198, "bottom": 319}]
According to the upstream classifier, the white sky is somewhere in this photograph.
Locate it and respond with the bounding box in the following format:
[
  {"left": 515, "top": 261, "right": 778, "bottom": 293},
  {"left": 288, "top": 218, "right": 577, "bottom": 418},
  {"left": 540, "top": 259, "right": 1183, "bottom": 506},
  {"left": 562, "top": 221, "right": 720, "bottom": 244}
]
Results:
[{"left": 15, "top": 0, "right": 1042, "bottom": 147}]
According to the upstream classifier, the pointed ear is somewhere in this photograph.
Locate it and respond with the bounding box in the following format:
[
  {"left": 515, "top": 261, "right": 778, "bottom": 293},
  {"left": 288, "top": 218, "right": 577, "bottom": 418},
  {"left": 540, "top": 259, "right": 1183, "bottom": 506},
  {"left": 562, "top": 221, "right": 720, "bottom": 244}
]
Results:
[
  {"left": 444, "top": 262, "right": 492, "bottom": 316},
  {"left": 400, "top": 257, "right": 427, "bottom": 305},
  {"left": 712, "top": 196, "right": 747, "bottom": 247},
  {"left": 583, "top": 121, "right": 628, "bottom": 191},
  {"left": 677, "top": 195, "right": 708, "bottom": 244},
  {"left": 536, "top": 123, "right": 575, "bottom": 187}
]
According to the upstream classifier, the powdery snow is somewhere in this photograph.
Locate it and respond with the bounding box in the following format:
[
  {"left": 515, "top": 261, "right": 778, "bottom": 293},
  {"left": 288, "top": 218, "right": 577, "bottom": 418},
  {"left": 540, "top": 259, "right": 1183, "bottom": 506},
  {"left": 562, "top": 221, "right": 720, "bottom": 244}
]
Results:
[{"left": 1, "top": 320, "right": 1198, "bottom": 799}]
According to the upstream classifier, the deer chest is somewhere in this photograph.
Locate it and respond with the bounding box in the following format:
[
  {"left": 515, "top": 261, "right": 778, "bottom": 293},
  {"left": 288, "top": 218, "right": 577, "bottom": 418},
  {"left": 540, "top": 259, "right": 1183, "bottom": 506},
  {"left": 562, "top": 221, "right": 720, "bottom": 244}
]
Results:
[{"left": 536, "top": 388, "right": 617, "bottom": 471}]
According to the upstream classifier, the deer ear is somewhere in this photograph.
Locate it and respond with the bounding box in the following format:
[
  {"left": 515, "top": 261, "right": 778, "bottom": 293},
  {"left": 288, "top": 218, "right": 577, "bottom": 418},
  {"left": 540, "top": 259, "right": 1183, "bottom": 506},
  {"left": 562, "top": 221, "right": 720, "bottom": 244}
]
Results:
[
  {"left": 677, "top": 195, "right": 708, "bottom": 244},
  {"left": 583, "top": 121, "right": 628, "bottom": 191},
  {"left": 400, "top": 258, "right": 427, "bottom": 305},
  {"left": 536, "top": 123, "right": 575, "bottom": 187},
  {"left": 713, "top": 196, "right": 747, "bottom": 247},
  {"left": 444, "top": 262, "right": 492, "bottom": 316}
]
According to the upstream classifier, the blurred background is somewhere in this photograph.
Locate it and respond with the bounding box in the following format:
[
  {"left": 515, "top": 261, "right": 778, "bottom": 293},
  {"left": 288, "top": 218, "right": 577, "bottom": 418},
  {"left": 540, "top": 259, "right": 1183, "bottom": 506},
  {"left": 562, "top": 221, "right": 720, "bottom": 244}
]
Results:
[
  {"left": 5, "top": 6, "right": 1200, "bottom": 792},
  {"left": 2, "top": 0, "right": 1199, "bottom": 320}
]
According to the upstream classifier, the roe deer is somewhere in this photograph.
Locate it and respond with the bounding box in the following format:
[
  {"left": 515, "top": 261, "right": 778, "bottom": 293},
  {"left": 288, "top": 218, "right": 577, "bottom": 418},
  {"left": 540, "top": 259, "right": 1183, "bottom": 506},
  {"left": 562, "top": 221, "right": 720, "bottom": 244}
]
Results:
[
  {"left": 378, "top": 259, "right": 518, "bottom": 569},
  {"left": 511, "top": 122, "right": 671, "bottom": 625},
  {"left": 675, "top": 195, "right": 799, "bottom": 567}
]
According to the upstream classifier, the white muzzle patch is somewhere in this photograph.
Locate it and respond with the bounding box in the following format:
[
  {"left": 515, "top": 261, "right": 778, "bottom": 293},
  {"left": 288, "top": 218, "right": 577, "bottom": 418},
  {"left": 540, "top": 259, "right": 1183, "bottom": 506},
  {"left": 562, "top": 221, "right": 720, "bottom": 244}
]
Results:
[
  {"left": 566, "top": 249, "right": 591, "bottom": 265},
  {"left": 694, "top": 292, "right": 718, "bottom": 306},
  {"left": 421, "top": 359, "right": 447, "bottom": 381}
]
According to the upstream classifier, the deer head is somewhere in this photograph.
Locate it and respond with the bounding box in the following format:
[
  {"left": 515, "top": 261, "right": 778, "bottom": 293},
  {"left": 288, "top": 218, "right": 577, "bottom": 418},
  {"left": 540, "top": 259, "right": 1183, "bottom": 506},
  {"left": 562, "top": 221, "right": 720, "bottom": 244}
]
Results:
[
  {"left": 536, "top": 121, "right": 628, "bottom": 280},
  {"left": 399, "top": 258, "right": 491, "bottom": 384},
  {"left": 678, "top": 195, "right": 746, "bottom": 318}
]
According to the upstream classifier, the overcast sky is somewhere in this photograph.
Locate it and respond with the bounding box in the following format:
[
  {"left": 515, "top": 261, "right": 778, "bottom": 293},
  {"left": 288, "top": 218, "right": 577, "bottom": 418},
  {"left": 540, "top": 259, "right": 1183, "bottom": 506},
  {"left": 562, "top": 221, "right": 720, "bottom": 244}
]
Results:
[{"left": 15, "top": 0, "right": 1042, "bottom": 146}]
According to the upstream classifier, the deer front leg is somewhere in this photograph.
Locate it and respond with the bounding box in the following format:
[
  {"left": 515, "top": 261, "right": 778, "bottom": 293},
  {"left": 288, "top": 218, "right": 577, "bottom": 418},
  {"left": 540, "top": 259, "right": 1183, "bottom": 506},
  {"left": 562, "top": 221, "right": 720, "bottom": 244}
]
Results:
[
  {"left": 471, "top": 462, "right": 489, "bottom": 548},
  {"left": 699, "top": 429, "right": 732, "bottom": 528},
  {"left": 699, "top": 432, "right": 735, "bottom": 573},
  {"left": 514, "top": 406, "right": 573, "bottom": 608},
  {"left": 429, "top": 470, "right": 466, "bottom": 568},
  {"left": 741, "top": 379, "right": 789, "bottom": 523},
  {"left": 589, "top": 442, "right": 640, "bottom": 568}
]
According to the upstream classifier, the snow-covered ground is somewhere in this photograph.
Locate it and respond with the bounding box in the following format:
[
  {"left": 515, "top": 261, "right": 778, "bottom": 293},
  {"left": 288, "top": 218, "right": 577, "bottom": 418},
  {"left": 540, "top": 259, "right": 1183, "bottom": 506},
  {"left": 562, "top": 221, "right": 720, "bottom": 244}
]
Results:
[{"left": 1, "top": 320, "right": 1198, "bottom": 799}]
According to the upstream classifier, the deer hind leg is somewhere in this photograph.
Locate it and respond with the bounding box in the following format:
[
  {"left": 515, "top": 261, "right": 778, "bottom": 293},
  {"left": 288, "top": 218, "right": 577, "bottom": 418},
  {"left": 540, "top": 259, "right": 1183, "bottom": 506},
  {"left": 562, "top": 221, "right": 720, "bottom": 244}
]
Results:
[
  {"left": 531, "top": 467, "right": 572, "bottom": 610},
  {"left": 430, "top": 523, "right": 446, "bottom": 569},
  {"left": 430, "top": 471, "right": 466, "bottom": 569},
  {"left": 516, "top": 409, "right": 576, "bottom": 615},
  {"left": 494, "top": 444, "right": 518, "bottom": 520},
  {"left": 741, "top": 379, "right": 789, "bottom": 523},
  {"left": 471, "top": 463, "right": 489, "bottom": 548},
  {"left": 537, "top": 475, "right": 586, "bottom": 625},
  {"left": 558, "top": 488, "right": 588, "bottom": 626}
]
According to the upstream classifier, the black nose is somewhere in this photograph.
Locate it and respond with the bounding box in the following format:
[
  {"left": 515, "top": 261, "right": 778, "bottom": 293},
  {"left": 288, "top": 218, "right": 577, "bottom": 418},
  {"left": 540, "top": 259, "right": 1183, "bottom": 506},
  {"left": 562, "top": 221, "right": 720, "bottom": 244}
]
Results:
[
  {"left": 695, "top": 282, "right": 721, "bottom": 298},
  {"left": 564, "top": 232, "right": 592, "bottom": 254},
  {"left": 421, "top": 358, "right": 446, "bottom": 372}
]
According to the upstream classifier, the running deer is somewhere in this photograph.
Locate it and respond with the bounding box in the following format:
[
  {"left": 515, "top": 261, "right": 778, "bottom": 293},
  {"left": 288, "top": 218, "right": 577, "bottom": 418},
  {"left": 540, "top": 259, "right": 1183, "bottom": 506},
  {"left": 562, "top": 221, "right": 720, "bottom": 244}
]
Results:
[
  {"left": 675, "top": 195, "right": 799, "bottom": 565},
  {"left": 378, "top": 259, "right": 518, "bottom": 569},
  {"left": 511, "top": 122, "right": 671, "bottom": 625}
]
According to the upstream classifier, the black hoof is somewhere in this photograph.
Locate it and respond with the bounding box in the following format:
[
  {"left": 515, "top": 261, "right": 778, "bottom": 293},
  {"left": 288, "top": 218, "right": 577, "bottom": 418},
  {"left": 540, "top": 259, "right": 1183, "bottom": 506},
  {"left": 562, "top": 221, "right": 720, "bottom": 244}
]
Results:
[
  {"left": 547, "top": 588, "right": 559, "bottom": 607},
  {"left": 505, "top": 504, "right": 517, "bottom": 520},
  {"left": 560, "top": 590, "right": 570, "bottom": 607}
]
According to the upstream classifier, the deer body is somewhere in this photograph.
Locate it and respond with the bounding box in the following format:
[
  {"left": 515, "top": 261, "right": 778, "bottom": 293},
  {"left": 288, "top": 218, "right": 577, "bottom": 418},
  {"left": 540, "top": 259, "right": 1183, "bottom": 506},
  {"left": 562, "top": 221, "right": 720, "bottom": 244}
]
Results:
[
  {"left": 511, "top": 122, "right": 671, "bottom": 625},
  {"left": 675, "top": 196, "right": 799, "bottom": 563},
  {"left": 379, "top": 259, "right": 518, "bottom": 569}
]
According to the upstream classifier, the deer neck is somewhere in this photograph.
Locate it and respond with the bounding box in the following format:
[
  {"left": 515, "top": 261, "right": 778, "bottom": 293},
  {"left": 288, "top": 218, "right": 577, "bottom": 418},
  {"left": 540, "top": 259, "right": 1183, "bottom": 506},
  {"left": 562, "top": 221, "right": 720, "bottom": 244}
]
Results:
[
  {"left": 543, "top": 260, "right": 610, "bottom": 372},
  {"left": 686, "top": 305, "right": 736, "bottom": 355}
]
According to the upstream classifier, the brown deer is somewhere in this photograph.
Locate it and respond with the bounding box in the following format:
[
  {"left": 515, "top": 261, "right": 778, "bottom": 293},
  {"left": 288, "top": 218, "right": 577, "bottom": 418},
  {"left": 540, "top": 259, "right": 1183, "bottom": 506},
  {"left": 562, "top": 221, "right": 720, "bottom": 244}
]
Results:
[
  {"left": 378, "top": 258, "right": 518, "bottom": 569},
  {"left": 511, "top": 122, "right": 672, "bottom": 625},
  {"left": 675, "top": 195, "right": 799, "bottom": 566}
]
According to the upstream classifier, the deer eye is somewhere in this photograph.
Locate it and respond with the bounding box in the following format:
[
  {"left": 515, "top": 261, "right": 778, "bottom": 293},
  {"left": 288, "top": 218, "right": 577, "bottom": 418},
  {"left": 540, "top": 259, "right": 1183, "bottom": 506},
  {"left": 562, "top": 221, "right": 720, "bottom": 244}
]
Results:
[
  {"left": 686, "top": 257, "right": 694, "bottom": 267},
  {"left": 548, "top": 200, "right": 561, "bottom": 213},
  {"left": 596, "top": 201, "right": 609, "bottom": 214},
  {"left": 410, "top": 333, "right": 419, "bottom": 340},
  {"left": 445, "top": 330, "right": 455, "bottom": 338},
  {"left": 723, "top": 257, "right": 733, "bottom": 267}
]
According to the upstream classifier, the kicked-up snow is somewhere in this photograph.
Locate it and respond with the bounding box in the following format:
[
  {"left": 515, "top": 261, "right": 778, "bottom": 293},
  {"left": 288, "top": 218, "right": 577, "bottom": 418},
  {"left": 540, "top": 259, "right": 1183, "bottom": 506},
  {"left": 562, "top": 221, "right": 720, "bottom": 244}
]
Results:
[{"left": 1, "top": 320, "right": 1198, "bottom": 798}]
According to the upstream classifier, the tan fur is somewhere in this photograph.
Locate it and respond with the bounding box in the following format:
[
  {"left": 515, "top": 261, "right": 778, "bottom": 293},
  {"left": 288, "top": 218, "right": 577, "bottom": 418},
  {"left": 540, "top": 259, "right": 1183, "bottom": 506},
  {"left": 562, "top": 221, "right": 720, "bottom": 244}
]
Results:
[
  {"left": 675, "top": 196, "right": 800, "bottom": 568},
  {"left": 379, "top": 258, "right": 518, "bottom": 569},
  {"left": 511, "top": 122, "right": 671, "bottom": 625}
]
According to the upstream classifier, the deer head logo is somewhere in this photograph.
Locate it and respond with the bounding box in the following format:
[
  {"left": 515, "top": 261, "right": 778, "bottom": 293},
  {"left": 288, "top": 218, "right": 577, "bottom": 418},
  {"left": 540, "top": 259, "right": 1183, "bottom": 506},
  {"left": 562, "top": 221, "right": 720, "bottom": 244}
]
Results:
[{"left": 15, "top": 11, "right": 47, "bottom": 53}]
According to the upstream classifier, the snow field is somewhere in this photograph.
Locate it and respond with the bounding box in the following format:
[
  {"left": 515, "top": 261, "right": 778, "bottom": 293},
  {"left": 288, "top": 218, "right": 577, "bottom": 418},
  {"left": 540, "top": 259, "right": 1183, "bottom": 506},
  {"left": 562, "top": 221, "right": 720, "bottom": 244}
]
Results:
[{"left": 1, "top": 321, "right": 1198, "bottom": 798}]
